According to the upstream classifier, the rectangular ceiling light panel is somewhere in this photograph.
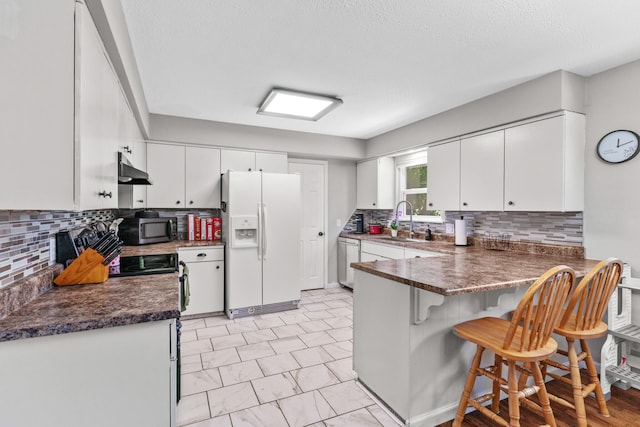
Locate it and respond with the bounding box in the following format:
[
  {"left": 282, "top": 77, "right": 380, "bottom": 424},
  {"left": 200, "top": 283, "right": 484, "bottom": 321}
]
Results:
[{"left": 257, "top": 88, "right": 342, "bottom": 121}]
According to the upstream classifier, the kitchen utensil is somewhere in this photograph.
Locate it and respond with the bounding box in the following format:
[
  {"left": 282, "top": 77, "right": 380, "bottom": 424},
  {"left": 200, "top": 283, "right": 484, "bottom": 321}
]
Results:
[
  {"left": 103, "top": 247, "right": 123, "bottom": 265},
  {"left": 109, "top": 218, "right": 124, "bottom": 235}
]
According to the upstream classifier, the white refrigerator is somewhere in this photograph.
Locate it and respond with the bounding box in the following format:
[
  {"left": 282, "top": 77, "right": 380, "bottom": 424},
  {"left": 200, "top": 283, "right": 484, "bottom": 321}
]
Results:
[{"left": 221, "top": 171, "right": 301, "bottom": 319}]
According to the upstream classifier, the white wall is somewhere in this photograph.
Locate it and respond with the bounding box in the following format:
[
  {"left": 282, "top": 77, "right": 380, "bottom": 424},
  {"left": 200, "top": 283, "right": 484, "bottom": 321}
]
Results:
[
  {"left": 150, "top": 114, "right": 367, "bottom": 160},
  {"left": 326, "top": 160, "right": 358, "bottom": 283},
  {"left": 584, "top": 59, "right": 640, "bottom": 273},
  {"left": 584, "top": 59, "right": 640, "bottom": 323},
  {"left": 366, "top": 70, "right": 585, "bottom": 158}
]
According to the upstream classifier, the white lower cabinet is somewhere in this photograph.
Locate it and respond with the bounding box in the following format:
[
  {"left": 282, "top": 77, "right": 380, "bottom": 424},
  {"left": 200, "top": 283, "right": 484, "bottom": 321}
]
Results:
[
  {"left": 360, "top": 241, "right": 405, "bottom": 262},
  {"left": 179, "top": 246, "right": 224, "bottom": 316},
  {"left": 0, "top": 320, "right": 177, "bottom": 427},
  {"left": 360, "top": 241, "right": 442, "bottom": 262}
]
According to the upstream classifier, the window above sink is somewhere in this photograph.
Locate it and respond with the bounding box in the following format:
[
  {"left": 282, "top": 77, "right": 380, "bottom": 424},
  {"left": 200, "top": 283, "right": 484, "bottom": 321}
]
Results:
[{"left": 395, "top": 152, "right": 443, "bottom": 223}]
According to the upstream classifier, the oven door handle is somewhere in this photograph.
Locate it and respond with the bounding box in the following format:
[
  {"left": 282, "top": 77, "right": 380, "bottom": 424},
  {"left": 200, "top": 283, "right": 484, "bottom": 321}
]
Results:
[{"left": 179, "top": 261, "right": 190, "bottom": 312}]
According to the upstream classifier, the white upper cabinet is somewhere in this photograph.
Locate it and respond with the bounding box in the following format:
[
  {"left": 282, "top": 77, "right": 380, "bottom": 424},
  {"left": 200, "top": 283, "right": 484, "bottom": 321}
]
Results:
[
  {"left": 147, "top": 143, "right": 221, "bottom": 209},
  {"left": 131, "top": 138, "right": 148, "bottom": 209},
  {"left": 356, "top": 158, "right": 395, "bottom": 209},
  {"left": 75, "top": 1, "right": 119, "bottom": 210},
  {"left": 504, "top": 113, "right": 584, "bottom": 211},
  {"left": 255, "top": 152, "right": 288, "bottom": 173},
  {"left": 147, "top": 144, "right": 186, "bottom": 208},
  {"left": 460, "top": 130, "right": 504, "bottom": 211},
  {"left": 186, "top": 146, "right": 221, "bottom": 208},
  {"left": 220, "top": 149, "right": 255, "bottom": 172},
  {"left": 220, "top": 149, "right": 288, "bottom": 173},
  {"left": 0, "top": 1, "right": 135, "bottom": 211},
  {"left": 427, "top": 112, "right": 584, "bottom": 213},
  {"left": 426, "top": 140, "right": 460, "bottom": 211}
]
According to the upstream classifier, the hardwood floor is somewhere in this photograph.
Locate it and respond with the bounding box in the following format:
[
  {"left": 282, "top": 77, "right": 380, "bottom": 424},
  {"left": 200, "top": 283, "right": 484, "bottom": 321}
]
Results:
[{"left": 436, "top": 373, "right": 640, "bottom": 427}]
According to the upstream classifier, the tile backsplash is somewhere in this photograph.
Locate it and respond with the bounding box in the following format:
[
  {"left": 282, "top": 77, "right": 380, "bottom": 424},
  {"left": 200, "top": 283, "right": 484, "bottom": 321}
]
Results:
[
  {"left": 0, "top": 208, "right": 223, "bottom": 290},
  {"left": 0, "top": 210, "right": 115, "bottom": 289},
  {"left": 344, "top": 209, "right": 583, "bottom": 245}
]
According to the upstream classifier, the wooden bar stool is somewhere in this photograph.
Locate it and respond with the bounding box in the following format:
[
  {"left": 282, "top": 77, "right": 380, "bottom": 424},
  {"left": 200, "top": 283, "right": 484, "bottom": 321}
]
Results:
[
  {"left": 539, "top": 258, "right": 623, "bottom": 427},
  {"left": 452, "top": 265, "right": 576, "bottom": 427}
]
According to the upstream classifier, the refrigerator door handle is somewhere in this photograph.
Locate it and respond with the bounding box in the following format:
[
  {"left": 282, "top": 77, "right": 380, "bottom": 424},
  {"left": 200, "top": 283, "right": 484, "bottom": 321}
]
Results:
[
  {"left": 257, "top": 203, "right": 263, "bottom": 261},
  {"left": 262, "top": 203, "right": 268, "bottom": 260}
]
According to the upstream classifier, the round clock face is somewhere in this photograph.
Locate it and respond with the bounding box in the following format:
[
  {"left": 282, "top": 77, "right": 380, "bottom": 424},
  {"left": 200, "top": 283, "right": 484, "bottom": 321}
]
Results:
[{"left": 596, "top": 130, "right": 640, "bottom": 164}]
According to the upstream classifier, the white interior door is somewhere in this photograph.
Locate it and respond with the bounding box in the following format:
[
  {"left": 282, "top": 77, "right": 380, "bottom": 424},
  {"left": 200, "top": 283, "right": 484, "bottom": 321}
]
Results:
[{"left": 288, "top": 161, "right": 326, "bottom": 290}]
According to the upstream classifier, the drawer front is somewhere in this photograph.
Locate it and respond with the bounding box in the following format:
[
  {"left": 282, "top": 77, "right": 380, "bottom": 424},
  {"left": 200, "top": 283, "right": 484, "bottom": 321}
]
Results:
[
  {"left": 360, "top": 241, "right": 404, "bottom": 259},
  {"left": 404, "top": 248, "right": 444, "bottom": 259},
  {"left": 178, "top": 246, "right": 224, "bottom": 262}
]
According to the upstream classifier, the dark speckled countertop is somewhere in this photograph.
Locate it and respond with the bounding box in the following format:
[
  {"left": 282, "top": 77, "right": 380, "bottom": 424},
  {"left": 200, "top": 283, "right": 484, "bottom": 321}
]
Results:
[
  {"left": 0, "top": 272, "right": 180, "bottom": 342},
  {"left": 351, "top": 247, "right": 599, "bottom": 296},
  {"left": 343, "top": 232, "right": 599, "bottom": 296},
  {"left": 0, "top": 240, "right": 224, "bottom": 343}
]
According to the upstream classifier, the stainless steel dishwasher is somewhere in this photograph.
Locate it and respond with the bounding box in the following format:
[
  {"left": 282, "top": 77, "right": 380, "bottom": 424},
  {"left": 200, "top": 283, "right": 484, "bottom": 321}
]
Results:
[{"left": 338, "top": 237, "right": 360, "bottom": 289}]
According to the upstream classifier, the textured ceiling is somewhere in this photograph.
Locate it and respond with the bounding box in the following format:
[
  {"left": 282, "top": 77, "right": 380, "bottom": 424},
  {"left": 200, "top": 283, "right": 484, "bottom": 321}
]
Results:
[{"left": 120, "top": 0, "right": 640, "bottom": 139}]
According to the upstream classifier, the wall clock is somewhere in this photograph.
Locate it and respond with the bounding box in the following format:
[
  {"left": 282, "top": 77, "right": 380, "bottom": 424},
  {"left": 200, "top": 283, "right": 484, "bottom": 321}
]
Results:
[{"left": 596, "top": 130, "right": 639, "bottom": 164}]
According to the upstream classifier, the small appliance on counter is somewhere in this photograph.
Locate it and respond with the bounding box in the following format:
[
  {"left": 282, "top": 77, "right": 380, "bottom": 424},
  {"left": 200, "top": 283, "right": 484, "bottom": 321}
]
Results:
[
  {"left": 368, "top": 224, "right": 382, "bottom": 235},
  {"left": 118, "top": 211, "right": 178, "bottom": 245},
  {"left": 108, "top": 253, "right": 178, "bottom": 277},
  {"left": 354, "top": 213, "right": 364, "bottom": 234}
]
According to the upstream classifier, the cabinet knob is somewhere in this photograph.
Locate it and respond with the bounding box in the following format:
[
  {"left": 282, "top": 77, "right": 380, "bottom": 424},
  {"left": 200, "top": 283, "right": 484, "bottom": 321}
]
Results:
[
  {"left": 372, "top": 202, "right": 376, "bottom": 206},
  {"left": 462, "top": 202, "right": 468, "bottom": 206},
  {"left": 248, "top": 168, "right": 252, "bottom": 171},
  {"left": 123, "top": 145, "right": 132, "bottom": 154},
  {"left": 318, "top": 232, "right": 324, "bottom": 237},
  {"left": 176, "top": 201, "right": 181, "bottom": 205},
  {"left": 428, "top": 202, "right": 433, "bottom": 207},
  {"left": 216, "top": 265, "right": 220, "bottom": 270},
  {"left": 197, "top": 253, "right": 207, "bottom": 257},
  {"left": 136, "top": 199, "right": 144, "bottom": 203},
  {"left": 189, "top": 201, "right": 194, "bottom": 205},
  {"left": 98, "top": 191, "right": 112, "bottom": 198},
  {"left": 508, "top": 201, "right": 514, "bottom": 206},
  {"left": 259, "top": 168, "right": 263, "bottom": 171}
]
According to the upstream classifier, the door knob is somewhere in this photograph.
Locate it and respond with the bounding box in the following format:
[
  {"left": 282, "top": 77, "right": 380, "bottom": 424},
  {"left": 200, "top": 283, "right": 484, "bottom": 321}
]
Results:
[{"left": 318, "top": 232, "right": 324, "bottom": 236}]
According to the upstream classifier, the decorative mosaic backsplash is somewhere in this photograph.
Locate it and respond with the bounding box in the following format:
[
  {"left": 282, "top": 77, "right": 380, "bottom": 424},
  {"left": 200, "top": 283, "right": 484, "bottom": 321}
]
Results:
[
  {"left": 344, "top": 209, "right": 583, "bottom": 246},
  {"left": 0, "top": 208, "right": 224, "bottom": 290},
  {"left": 0, "top": 210, "right": 115, "bottom": 289}
]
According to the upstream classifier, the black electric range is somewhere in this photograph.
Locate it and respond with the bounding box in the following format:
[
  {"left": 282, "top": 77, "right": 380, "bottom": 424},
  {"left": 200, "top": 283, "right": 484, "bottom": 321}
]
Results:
[{"left": 108, "top": 253, "right": 178, "bottom": 277}]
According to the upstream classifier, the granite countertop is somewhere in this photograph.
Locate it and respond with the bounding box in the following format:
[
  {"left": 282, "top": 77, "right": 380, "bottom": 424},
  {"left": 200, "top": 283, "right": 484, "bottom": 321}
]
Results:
[
  {"left": 351, "top": 248, "right": 599, "bottom": 296},
  {"left": 0, "top": 272, "right": 180, "bottom": 342},
  {"left": 0, "top": 240, "right": 222, "bottom": 343}
]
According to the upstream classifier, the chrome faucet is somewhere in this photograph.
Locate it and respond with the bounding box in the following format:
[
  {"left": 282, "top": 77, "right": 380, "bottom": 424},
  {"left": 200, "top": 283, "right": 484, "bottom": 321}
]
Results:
[{"left": 395, "top": 200, "right": 414, "bottom": 239}]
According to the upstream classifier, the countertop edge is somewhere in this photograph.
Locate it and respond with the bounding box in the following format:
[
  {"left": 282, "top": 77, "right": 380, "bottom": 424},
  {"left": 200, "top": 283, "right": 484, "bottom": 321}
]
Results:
[{"left": 0, "top": 309, "right": 181, "bottom": 342}]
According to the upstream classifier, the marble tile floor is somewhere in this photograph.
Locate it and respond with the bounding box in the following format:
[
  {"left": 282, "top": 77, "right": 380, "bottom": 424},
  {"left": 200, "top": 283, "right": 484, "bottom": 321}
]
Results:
[{"left": 177, "top": 287, "right": 403, "bottom": 427}]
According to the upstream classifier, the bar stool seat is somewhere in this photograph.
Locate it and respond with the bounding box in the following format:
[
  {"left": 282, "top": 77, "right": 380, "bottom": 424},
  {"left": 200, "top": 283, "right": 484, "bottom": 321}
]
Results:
[{"left": 452, "top": 265, "right": 576, "bottom": 427}]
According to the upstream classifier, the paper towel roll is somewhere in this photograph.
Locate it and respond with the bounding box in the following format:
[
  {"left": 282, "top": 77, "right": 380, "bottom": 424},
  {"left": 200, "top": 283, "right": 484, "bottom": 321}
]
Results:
[{"left": 455, "top": 219, "right": 467, "bottom": 246}]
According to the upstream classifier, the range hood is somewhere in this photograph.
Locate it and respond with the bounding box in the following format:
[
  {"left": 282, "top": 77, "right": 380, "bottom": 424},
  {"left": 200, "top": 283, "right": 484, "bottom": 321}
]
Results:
[{"left": 118, "top": 152, "right": 152, "bottom": 185}]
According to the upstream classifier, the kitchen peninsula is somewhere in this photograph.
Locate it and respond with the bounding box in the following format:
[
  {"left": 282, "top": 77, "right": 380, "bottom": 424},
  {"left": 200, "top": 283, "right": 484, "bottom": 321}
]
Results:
[{"left": 350, "top": 243, "right": 598, "bottom": 426}]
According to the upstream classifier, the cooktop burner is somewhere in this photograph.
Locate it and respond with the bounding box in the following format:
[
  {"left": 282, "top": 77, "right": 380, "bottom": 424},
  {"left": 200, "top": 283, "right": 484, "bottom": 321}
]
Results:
[{"left": 109, "top": 253, "right": 178, "bottom": 277}]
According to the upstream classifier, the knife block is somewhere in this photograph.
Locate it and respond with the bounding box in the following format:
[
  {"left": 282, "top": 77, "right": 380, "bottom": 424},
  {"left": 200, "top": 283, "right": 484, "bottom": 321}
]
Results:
[{"left": 54, "top": 248, "right": 109, "bottom": 286}]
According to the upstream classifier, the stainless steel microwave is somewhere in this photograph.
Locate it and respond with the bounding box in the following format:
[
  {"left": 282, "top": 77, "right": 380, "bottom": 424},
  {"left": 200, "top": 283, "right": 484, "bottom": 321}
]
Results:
[{"left": 119, "top": 217, "right": 178, "bottom": 245}]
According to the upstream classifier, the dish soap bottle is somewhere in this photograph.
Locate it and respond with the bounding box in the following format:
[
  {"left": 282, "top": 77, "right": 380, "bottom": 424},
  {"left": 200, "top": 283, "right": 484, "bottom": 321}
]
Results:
[{"left": 425, "top": 225, "right": 432, "bottom": 241}]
